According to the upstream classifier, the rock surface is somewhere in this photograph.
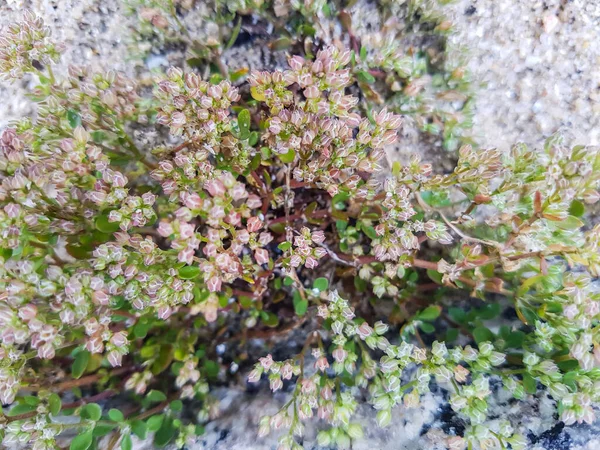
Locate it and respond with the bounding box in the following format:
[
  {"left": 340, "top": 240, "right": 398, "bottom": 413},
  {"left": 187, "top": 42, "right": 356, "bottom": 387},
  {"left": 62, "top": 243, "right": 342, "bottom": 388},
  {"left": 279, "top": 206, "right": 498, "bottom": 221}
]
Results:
[{"left": 1, "top": 0, "right": 600, "bottom": 449}]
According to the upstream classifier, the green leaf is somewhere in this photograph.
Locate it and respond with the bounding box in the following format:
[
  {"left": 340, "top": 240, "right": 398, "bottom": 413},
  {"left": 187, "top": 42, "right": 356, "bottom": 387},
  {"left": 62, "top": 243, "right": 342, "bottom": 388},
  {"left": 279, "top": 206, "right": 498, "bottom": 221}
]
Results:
[
  {"left": 80, "top": 403, "right": 102, "bottom": 422},
  {"left": 94, "top": 423, "right": 117, "bottom": 437},
  {"left": 360, "top": 46, "right": 367, "bottom": 61},
  {"left": 48, "top": 393, "right": 62, "bottom": 416},
  {"left": 505, "top": 330, "right": 526, "bottom": 348},
  {"left": 70, "top": 429, "right": 93, "bottom": 450},
  {"left": 170, "top": 400, "right": 183, "bottom": 412},
  {"left": 178, "top": 266, "right": 200, "bottom": 280},
  {"left": 569, "top": 199, "right": 585, "bottom": 217},
  {"left": 260, "top": 311, "right": 279, "bottom": 327},
  {"left": 108, "top": 409, "right": 124, "bottom": 422},
  {"left": 448, "top": 307, "right": 466, "bottom": 323},
  {"left": 146, "top": 414, "right": 164, "bottom": 432},
  {"left": 121, "top": 434, "right": 132, "bottom": 450},
  {"left": 95, "top": 214, "right": 120, "bottom": 233},
  {"left": 7, "top": 403, "right": 37, "bottom": 416},
  {"left": 238, "top": 109, "right": 251, "bottom": 140},
  {"left": 278, "top": 149, "right": 296, "bottom": 164},
  {"left": 67, "top": 109, "right": 82, "bottom": 128},
  {"left": 427, "top": 269, "right": 443, "bottom": 284},
  {"left": 72, "top": 350, "right": 91, "bottom": 379},
  {"left": 419, "top": 322, "right": 435, "bottom": 334},
  {"left": 154, "top": 416, "right": 176, "bottom": 448},
  {"left": 293, "top": 291, "right": 308, "bottom": 316},
  {"left": 154, "top": 418, "right": 177, "bottom": 448},
  {"left": 313, "top": 278, "right": 329, "bottom": 292},
  {"left": 356, "top": 70, "right": 375, "bottom": 84},
  {"left": 473, "top": 326, "right": 494, "bottom": 345},
  {"left": 445, "top": 328, "right": 459, "bottom": 342},
  {"left": 362, "top": 225, "right": 378, "bottom": 240},
  {"left": 131, "top": 419, "right": 148, "bottom": 439},
  {"left": 336, "top": 220, "right": 348, "bottom": 233},
  {"left": 416, "top": 305, "right": 441, "bottom": 321},
  {"left": 554, "top": 215, "right": 584, "bottom": 231},
  {"left": 248, "top": 131, "right": 259, "bottom": 146},
  {"left": 283, "top": 276, "right": 294, "bottom": 286},
  {"left": 523, "top": 373, "right": 537, "bottom": 394},
  {"left": 146, "top": 390, "right": 167, "bottom": 403},
  {"left": 278, "top": 242, "right": 292, "bottom": 251},
  {"left": 203, "top": 360, "right": 219, "bottom": 379},
  {"left": 226, "top": 17, "right": 242, "bottom": 49},
  {"left": 478, "top": 303, "right": 501, "bottom": 320},
  {"left": 23, "top": 395, "right": 40, "bottom": 406}
]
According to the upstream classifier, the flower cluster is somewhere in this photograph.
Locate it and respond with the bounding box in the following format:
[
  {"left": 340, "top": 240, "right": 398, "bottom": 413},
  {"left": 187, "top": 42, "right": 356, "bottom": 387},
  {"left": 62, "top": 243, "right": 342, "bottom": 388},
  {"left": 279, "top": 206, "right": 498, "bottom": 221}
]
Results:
[{"left": 0, "top": 10, "right": 63, "bottom": 81}]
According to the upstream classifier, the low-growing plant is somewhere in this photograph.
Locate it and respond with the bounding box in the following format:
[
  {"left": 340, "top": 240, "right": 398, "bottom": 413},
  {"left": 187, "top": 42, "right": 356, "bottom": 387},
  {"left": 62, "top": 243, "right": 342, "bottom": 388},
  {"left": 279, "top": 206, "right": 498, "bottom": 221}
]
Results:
[
  {"left": 1, "top": 7, "right": 600, "bottom": 450},
  {"left": 124, "top": 0, "right": 474, "bottom": 152}
]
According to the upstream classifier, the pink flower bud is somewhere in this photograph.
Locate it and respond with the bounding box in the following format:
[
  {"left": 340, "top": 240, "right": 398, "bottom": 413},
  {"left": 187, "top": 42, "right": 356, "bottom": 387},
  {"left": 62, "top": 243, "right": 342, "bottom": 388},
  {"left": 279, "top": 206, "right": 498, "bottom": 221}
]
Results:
[
  {"left": 247, "top": 217, "right": 263, "bottom": 233},
  {"left": 207, "top": 276, "right": 222, "bottom": 292},
  {"left": 38, "top": 342, "right": 55, "bottom": 360},
  {"left": 111, "top": 331, "right": 128, "bottom": 347},
  {"left": 157, "top": 305, "right": 173, "bottom": 320},
  {"left": 255, "top": 248, "right": 270, "bottom": 265},
  {"left": 357, "top": 323, "right": 373, "bottom": 340},
  {"left": 248, "top": 368, "right": 262, "bottom": 383},
  {"left": 259, "top": 354, "right": 274, "bottom": 370},
  {"left": 332, "top": 347, "right": 347, "bottom": 363},
  {"left": 107, "top": 350, "right": 123, "bottom": 367},
  {"left": 205, "top": 179, "right": 226, "bottom": 197}
]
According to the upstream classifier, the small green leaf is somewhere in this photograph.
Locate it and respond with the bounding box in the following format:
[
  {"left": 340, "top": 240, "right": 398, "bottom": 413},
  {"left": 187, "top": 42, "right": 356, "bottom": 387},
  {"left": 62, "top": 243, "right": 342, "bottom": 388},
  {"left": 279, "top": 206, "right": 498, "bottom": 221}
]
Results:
[
  {"left": 359, "top": 46, "right": 367, "bottom": 61},
  {"left": 478, "top": 303, "right": 501, "bottom": 320},
  {"left": 72, "top": 350, "right": 90, "bottom": 379},
  {"left": 238, "top": 109, "right": 251, "bottom": 140},
  {"left": 283, "top": 276, "right": 294, "bottom": 286},
  {"left": 226, "top": 17, "right": 242, "bottom": 49},
  {"left": 178, "top": 266, "right": 200, "bottom": 280},
  {"left": 131, "top": 419, "right": 148, "bottom": 439},
  {"left": 146, "top": 414, "right": 164, "bottom": 432},
  {"left": 108, "top": 409, "right": 124, "bottom": 422},
  {"left": 356, "top": 70, "right": 375, "bottom": 84},
  {"left": 170, "top": 400, "right": 183, "bottom": 412},
  {"left": 361, "top": 225, "right": 378, "bottom": 240},
  {"left": 419, "top": 322, "right": 435, "bottom": 334},
  {"left": 313, "top": 278, "right": 329, "bottom": 292},
  {"left": 473, "top": 326, "right": 494, "bottom": 345},
  {"left": 427, "top": 269, "right": 443, "bottom": 284},
  {"left": 278, "top": 242, "right": 292, "bottom": 251},
  {"left": 146, "top": 390, "right": 167, "bottom": 403},
  {"left": 121, "top": 434, "right": 132, "bottom": 450},
  {"left": 94, "top": 422, "right": 117, "bottom": 437},
  {"left": 445, "top": 328, "right": 459, "bottom": 342},
  {"left": 80, "top": 403, "right": 102, "bottom": 422},
  {"left": 260, "top": 311, "right": 279, "bottom": 327},
  {"left": 7, "top": 403, "right": 37, "bottom": 416},
  {"left": 67, "top": 109, "right": 82, "bottom": 128},
  {"left": 293, "top": 290, "right": 308, "bottom": 316},
  {"left": 95, "top": 214, "right": 120, "bottom": 233},
  {"left": 48, "top": 393, "right": 62, "bottom": 416},
  {"left": 203, "top": 360, "right": 219, "bottom": 379},
  {"left": 569, "top": 199, "right": 585, "bottom": 217},
  {"left": 523, "top": 373, "right": 537, "bottom": 394},
  {"left": 154, "top": 416, "right": 176, "bottom": 448},
  {"left": 278, "top": 149, "right": 296, "bottom": 164},
  {"left": 416, "top": 305, "right": 441, "bottom": 321},
  {"left": 554, "top": 215, "right": 584, "bottom": 231},
  {"left": 70, "top": 429, "right": 93, "bottom": 450},
  {"left": 248, "top": 131, "right": 259, "bottom": 146}
]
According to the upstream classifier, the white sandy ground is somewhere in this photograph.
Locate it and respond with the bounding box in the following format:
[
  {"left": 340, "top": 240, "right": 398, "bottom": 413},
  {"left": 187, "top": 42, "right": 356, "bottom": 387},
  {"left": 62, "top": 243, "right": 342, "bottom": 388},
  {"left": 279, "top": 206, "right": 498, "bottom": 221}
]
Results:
[{"left": 1, "top": 0, "right": 600, "bottom": 449}]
